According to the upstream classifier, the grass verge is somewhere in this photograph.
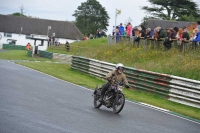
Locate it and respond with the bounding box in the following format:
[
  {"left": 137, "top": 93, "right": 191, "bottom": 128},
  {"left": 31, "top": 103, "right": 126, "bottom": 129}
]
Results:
[
  {"left": 17, "top": 62, "right": 200, "bottom": 120},
  {"left": 0, "top": 50, "right": 54, "bottom": 61}
]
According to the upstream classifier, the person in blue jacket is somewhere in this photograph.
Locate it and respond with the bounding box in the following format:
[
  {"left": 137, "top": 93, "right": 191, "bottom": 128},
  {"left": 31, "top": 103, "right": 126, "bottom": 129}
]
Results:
[
  {"left": 119, "top": 23, "right": 125, "bottom": 37},
  {"left": 193, "top": 28, "right": 200, "bottom": 42}
]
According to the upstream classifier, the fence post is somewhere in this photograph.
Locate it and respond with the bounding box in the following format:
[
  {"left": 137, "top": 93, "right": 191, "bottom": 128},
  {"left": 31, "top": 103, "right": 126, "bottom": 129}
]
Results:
[{"left": 144, "top": 39, "right": 147, "bottom": 50}]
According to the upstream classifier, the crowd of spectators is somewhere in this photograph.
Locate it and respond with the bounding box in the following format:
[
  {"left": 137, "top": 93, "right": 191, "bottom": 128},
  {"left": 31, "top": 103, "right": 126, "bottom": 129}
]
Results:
[{"left": 112, "top": 21, "right": 200, "bottom": 49}]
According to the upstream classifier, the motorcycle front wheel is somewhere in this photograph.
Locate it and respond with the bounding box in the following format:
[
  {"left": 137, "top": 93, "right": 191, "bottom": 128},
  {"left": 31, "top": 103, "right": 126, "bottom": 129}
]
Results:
[
  {"left": 93, "top": 94, "right": 102, "bottom": 108},
  {"left": 113, "top": 93, "right": 125, "bottom": 114}
]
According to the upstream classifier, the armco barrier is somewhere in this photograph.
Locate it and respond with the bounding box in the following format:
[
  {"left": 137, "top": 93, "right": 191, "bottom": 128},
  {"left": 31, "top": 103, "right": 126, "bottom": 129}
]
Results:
[
  {"left": 72, "top": 56, "right": 200, "bottom": 109},
  {"left": 38, "top": 51, "right": 53, "bottom": 59},
  {"left": 3, "top": 44, "right": 26, "bottom": 50}
]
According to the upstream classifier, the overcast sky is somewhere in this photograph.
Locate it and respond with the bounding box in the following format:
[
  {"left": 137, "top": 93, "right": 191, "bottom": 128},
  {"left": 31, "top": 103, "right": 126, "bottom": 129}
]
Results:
[{"left": 0, "top": 0, "right": 200, "bottom": 35}]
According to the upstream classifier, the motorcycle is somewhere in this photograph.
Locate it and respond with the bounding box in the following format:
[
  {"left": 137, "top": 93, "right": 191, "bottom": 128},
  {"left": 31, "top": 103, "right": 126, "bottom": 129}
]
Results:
[{"left": 93, "top": 75, "right": 125, "bottom": 114}]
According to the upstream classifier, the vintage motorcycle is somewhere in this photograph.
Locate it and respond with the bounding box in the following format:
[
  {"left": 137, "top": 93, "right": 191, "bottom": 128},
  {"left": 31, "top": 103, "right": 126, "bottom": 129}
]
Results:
[{"left": 93, "top": 75, "right": 125, "bottom": 114}]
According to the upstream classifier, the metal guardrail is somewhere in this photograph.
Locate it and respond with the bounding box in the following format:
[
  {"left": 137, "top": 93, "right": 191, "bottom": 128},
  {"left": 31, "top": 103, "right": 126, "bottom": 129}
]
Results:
[{"left": 72, "top": 56, "right": 200, "bottom": 109}]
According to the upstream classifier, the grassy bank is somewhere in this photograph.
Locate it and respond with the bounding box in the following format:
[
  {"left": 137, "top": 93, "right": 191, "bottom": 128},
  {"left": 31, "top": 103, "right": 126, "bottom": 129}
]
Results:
[
  {"left": 17, "top": 62, "right": 200, "bottom": 120},
  {"left": 48, "top": 38, "right": 200, "bottom": 80}
]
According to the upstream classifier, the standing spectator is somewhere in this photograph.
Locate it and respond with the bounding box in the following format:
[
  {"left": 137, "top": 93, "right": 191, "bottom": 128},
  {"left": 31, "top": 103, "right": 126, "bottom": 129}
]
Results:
[
  {"left": 152, "top": 27, "right": 158, "bottom": 39},
  {"left": 170, "top": 28, "right": 177, "bottom": 40},
  {"left": 127, "top": 22, "right": 132, "bottom": 38},
  {"left": 182, "top": 27, "right": 190, "bottom": 41},
  {"left": 176, "top": 28, "right": 183, "bottom": 41},
  {"left": 124, "top": 29, "right": 127, "bottom": 36},
  {"left": 155, "top": 26, "right": 166, "bottom": 40},
  {"left": 96, "top": 30, "right": 100, "bottom": 38},
  {"left": 26, "top": 43, "right": 31, "bottom": 50},
  {"left": 191, "top": 28, "right": 200, "bottom": 50},
  {"left": 134, "top": 26, "right": 146, "bottom": 42},
  {"left": 119, "top": 23, "right": 125, "bottom": 37},
  {"left": 189, "top": 32, "right": 196, "bottom": 41},
  {"left": 112, "top": 26, "right": 115, "bottom": 36},
  {"left": 193, "top": 28, "right": 200, "bottom": 42},
  {"left": 176, "top": 28, "right": 184, "bottom": 51},
  {"left": 115, "top": 26, "right": 120, "bottom": 43},
  {"left": 163, "top": 28, "right": 172, "bottom": 49},
  {"left": 196, "top": 21, "right": 200, "bottom": 31},
  {"left": 146, "top": 28, "right": 155, "bottom": 38},
  {"left": 48, "top": 37, "right": 51, "bottom": 47},
  {"left": 173, "top": 27, "right": 179, "bottom": 38},
  {"left": 65, "top": 40, "right": 70, "bottom": 52},
  {"left": 89, "top": 34, "right": 94, "bottom": 39},
  {"left": 140, "top": 25, "right": 146, "bottom": 32}
]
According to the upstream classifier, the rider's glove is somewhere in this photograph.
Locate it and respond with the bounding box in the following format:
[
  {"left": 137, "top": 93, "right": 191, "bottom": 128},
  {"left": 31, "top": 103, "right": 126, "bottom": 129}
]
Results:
[{"left": 125, "top": 85, "right": 130, "bottom": 88}]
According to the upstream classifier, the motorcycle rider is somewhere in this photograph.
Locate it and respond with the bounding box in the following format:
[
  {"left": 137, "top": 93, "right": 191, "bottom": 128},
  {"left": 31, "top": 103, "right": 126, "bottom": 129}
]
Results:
[{"left": 99, "top": 63, "right": 130, "bottom": 102}]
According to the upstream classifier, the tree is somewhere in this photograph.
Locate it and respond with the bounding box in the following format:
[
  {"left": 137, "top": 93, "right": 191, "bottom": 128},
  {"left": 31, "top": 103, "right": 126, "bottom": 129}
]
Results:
[
  {"left": 11, "top": 12, "right": 27, "bottom": 17},
  {"left": 73, "top": 0, "right": 110, "bottom": 36},
  {"left": 11, "top": 5, "right": 27, "bottom": 17},
  {"left": 142, "top": 0, "right": 200, "bottom": 20}
]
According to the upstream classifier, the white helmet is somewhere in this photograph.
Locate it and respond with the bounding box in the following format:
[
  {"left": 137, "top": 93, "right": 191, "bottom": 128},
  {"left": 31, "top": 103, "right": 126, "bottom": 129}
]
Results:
[{"left": 116, "top": 63, "right": 124, "bottom": 70}]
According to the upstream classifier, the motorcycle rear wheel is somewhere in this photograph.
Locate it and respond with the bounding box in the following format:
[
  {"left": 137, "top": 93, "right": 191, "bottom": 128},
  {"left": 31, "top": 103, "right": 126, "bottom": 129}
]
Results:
[{"left": 113, "top": 93, "right": 125, "bottom": 114}]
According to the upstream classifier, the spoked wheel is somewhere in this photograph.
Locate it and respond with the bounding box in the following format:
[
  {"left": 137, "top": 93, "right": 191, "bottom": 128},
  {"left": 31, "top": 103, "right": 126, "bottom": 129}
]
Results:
[
  {"left": 93, "top": 95, "right": 102, "bottom": 108},
  {"left": 113, "top": 93, "right": 125, "bottom": 114}
]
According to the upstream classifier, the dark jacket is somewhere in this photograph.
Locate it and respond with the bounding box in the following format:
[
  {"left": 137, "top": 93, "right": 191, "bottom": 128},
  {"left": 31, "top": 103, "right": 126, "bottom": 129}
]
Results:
[
  {"left": 171, "top": 31, "right": 177, "bottom": 39},
  {"left": 157, "top": 29, "right": 166, "bottom": 39},
  {"left": 182, "top": 32, "right": 190, "bottom": 40}
]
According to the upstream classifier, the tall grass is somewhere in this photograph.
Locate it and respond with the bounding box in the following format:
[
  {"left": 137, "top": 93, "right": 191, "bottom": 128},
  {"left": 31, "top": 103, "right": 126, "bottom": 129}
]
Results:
[{"left": 47, "top": 38, "right": 200, "bottom": 80}]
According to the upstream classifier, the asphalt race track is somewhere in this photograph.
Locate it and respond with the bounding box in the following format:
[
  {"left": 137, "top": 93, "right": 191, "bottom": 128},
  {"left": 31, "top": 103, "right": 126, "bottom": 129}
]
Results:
[{"left": 0, "top": 60, "right": 199, "bottom": 133}]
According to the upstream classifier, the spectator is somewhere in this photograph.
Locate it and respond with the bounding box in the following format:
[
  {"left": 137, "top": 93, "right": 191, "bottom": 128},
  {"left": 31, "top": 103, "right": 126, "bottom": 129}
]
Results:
[
  {"left": 127, "top": 22, "right": 132, "bottom": 38},
  {"left": 89, "top": 34, "right": 94, "bottom": 39},
  {"left": 112, "top": 26, "right": 115, "bottom": 36},
  {"left": 132, "top": 27, "right": 136, "bottom": 37},
  {"left": 26, "top": 43, "right": 31, "bottom": 50},
  {"left": 170, "top": 28, "right": 177, "bottom": 40},
  {"left": 196, "top": 21, "right": 200, "bottom": 31},
  {"left": 96, "top": 30, "right": 100, "bottom": 38},
  {"left": 115, "top": 26, "right": 120, "bottom": 43},
  {"left": 146, "top": 28, "right": 155, "bottom": 38},
  {"left": 124, "top": 29, "right": 127, "bottom": 36},
  {"left": 193, "top": 28, "right": 200, "bottom": 42},
  {"left": 176, "top": 28, "right": 183, "bottom": 40},
  {"left": 65, "top": 40, "right": 70, "bottom": 52},
  {"left": 182, "top": 27, "right": 190, "bottom": 41},
  {"left": 189, "top": 32, "right": 196, "bottom": 41},
  {"left": 83, "top": 36, "right": 88, "bottom": 40},
  {"left": 140, "top": 25, "right": 146, "bottom": 32},
  {"left": 48, "top": 37, "right": 51, "bottom": 46},
  {"left": 173, "top": 27, "right": 179, "bottom": 38},
  {"left": 155, "top": 26, "right": 166, "bottom": 40},
  {"left": 163, "top": 28, "right": 172, "bottom": 49},
  {"left": 176, "top": 28, "right": 184, "bottom": 50},
  {"left": 152, "top": 27, "right": 159, "bottom": 39},
  {"left": 119, "top": 23, "right": 125, "bottom": 37},
  {"left": 134, "top": 26, "right": 146, "bottom": 42}
]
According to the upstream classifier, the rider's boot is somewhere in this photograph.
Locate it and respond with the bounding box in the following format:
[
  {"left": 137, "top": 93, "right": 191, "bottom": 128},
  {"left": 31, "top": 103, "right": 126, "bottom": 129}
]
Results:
[{"left": 99, "top": 96, "right": 104, "bottom": 102}]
